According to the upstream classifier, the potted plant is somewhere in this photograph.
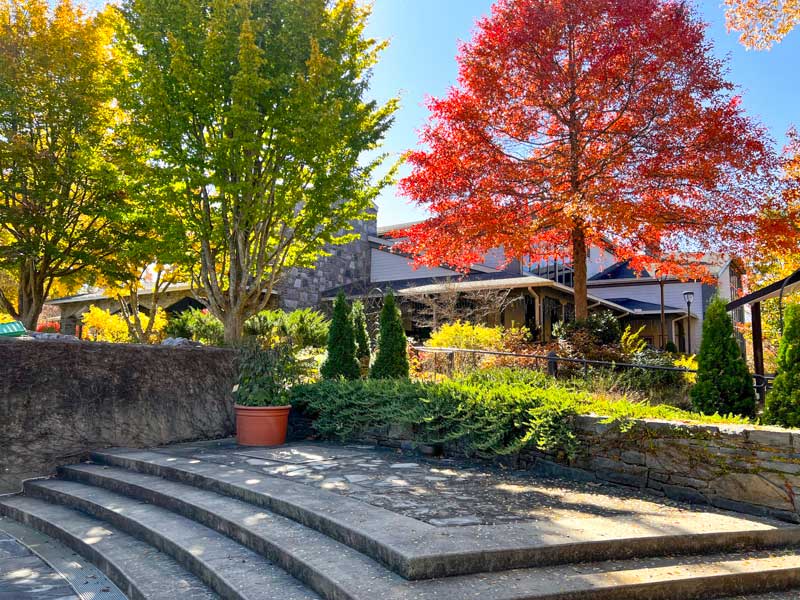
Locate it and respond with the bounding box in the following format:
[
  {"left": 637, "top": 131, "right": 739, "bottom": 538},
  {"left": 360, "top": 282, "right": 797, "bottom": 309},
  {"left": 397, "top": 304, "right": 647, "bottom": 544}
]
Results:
[{"left": 234, "top": 342, "right": 299, "bottom": 446}]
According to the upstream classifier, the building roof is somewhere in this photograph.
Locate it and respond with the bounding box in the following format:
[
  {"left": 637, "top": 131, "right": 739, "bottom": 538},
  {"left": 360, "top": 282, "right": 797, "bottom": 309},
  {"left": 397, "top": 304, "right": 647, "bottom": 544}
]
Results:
[
  {"left": 394, "top": 275, "right": 631, "bottom": 314},
  {"left": 376, "top": 220, "right": 426, "bottom": 236},
  {"left": 320, "top": 271, "right": 523, "bottom": 300},
  {"left": 590, "top": 260, "right": 651, "bottom": 281},
  {"left": 603, "top": 298, "right": 685, "bottom": 315},
  {"left": 46, "top": 283, "right": 192, "bottom": 306}
]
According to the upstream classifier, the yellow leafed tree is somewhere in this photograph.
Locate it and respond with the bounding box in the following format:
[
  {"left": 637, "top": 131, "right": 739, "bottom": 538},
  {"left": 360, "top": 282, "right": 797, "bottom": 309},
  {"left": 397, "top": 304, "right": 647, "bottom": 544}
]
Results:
[{"left": 725, "top": 0, "right": 800, "bottom": 48}]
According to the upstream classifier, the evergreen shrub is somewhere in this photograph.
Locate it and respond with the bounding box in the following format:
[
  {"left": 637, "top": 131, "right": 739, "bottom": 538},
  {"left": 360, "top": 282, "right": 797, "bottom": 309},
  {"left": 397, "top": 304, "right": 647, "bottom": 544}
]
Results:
[
  {"left": 764, "top": 304, "right": 800, "bottom": 427},
  {"left": 320, "top": 292, "right": 360, "bottom": 380},
  {"left": 370, "top": 291, "right": 409, "bottom": 379},
  {"left": 690, "top": 297, "right": 755, "bottom": 417}
]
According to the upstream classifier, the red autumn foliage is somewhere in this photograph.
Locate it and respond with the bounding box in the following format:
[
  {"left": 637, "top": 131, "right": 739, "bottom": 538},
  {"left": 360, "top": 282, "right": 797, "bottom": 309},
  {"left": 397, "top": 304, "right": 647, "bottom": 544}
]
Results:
[
  {"left": 399, "top": 0, "right": 781, "bottom": 318},
  {"left": 36, "top": 321, "right": 60, "bottom": 333}
]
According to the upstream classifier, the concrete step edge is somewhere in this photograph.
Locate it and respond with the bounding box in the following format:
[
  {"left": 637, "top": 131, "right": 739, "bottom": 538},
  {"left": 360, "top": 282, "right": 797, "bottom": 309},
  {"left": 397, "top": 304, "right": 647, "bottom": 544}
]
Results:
[
  {"left": 60, "top": 463, "right": 404, "bottom": 600},
  {"left": 23, "top": 480, "right": 318, "bottom": 600},
  {"left": 7, "top": 487, "right": 800, "bottom": 600},
  {"left": 0, "top": 496, "right": 218, "bottom": 600}
]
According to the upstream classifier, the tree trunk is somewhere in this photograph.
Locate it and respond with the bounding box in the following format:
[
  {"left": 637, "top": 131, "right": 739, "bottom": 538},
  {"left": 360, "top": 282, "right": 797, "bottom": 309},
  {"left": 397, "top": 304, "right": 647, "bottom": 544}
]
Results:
[
  {"left": 223, "top": 310, "right": 244, "bottom": 346},
  {"left": 572, "top": 226, "right": 588, "bottom": 320},
  {"left": 17, "top": 267, "right": 46, "bottom": 330}
]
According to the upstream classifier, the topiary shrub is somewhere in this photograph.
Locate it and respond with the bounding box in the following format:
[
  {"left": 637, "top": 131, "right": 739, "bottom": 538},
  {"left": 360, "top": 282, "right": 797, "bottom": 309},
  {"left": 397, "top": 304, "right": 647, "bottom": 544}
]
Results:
[
  {"left": 664, "top": 340, "right": 679, "bottom": 353},
  {"left": 352, "top": 300, "right": 371, "bottom": 374},
  {"left": 370, "top": 291, "right": 409, "bottom": 379},
  {"left": 763, "top": 304, "right": 800, "bottom": 428},
  {"left": 320, "top": 292, "right": 360, "bottom": 380},
  {"left": 690, "top": 297, "right": 755, "bottom": 417}
]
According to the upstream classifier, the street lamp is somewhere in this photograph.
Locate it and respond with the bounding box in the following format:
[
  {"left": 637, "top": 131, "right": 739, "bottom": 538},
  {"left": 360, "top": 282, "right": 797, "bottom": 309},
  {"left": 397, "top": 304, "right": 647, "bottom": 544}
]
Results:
[{"left": 683, "top": 290, "right": 695, "bottom": 354}]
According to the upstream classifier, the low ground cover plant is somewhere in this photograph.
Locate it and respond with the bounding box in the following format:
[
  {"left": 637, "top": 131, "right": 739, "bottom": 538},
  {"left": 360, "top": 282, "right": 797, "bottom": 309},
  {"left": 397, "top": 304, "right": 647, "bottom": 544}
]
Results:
[{"left": 291, "top": 367, "right": 750, "bottom": 460}]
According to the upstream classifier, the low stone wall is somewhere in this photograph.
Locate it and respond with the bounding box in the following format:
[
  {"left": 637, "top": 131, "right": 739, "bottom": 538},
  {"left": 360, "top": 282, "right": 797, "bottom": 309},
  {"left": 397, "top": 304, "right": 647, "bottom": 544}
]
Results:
[
  {"left": 362, "top": 416, "right": 800, "bottom": 523},
  {"left": 0, "top": 338, "right": 237, "bottom": 493}
]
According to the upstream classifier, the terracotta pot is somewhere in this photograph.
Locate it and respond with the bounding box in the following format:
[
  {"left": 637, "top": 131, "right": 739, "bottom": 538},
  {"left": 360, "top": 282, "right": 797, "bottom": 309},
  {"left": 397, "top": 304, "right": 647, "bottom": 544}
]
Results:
[{"left": 234, "top": 404, "right": 291, "bottom": 446}]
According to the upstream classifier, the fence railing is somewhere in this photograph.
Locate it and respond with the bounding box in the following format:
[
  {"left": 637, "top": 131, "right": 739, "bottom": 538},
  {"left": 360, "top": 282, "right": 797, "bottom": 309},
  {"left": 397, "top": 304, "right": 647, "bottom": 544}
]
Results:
[{"left": 411, "top": 346, "right": 774, "bottom": 400}]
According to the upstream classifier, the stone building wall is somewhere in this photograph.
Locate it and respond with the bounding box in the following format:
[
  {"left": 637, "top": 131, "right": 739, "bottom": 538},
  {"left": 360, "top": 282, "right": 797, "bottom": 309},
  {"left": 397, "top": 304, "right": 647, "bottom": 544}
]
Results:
[
  {"left": 359, "top": 416, "right": 800, "bottom": 523},
  {"left": 274, "top": 208, "right": 376, "bottom": 310},
  {"left": 0, "top": 338, "right": 237, "bottom": 494}
]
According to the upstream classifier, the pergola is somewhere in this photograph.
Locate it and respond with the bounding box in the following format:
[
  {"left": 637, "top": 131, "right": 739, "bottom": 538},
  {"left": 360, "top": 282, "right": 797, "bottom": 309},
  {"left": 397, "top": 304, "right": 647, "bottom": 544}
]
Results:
[{"left": 726, "top": 269, "right": 800, "bottom": 378}]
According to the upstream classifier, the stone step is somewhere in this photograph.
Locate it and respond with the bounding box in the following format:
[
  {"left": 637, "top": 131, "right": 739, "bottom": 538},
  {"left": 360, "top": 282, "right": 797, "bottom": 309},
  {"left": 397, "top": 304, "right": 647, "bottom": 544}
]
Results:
[
  {"left": 8, "top": 484, "right": 800, "bottom": 600},
  {"left": 53, "top": 462, "right": 800, "bottom": 600},
  {"left": 22, "top": 479, "right": 319, "bottom": 600},
  {"left": 90, "top": 448, "right": 800, "bottom": 581},
  {"left": 0, "top": 496, "right": 218, "bottom": 600}
]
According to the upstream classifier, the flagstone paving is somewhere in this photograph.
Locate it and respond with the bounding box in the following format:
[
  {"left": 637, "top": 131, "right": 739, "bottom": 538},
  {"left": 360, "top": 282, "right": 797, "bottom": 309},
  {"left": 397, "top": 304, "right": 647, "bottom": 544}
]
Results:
[
  {"left": 0, "top": 529, "right": 78, "bottom": 600},
  {"left": 153, "top": 438, "right": 790, "bottom": 531}
]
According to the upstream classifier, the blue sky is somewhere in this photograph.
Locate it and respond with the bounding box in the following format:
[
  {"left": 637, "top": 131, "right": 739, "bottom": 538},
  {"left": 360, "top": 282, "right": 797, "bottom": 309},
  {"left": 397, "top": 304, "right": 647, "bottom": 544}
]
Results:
[{"left": 364, "top": 1, "right": 800, "bottom": 226}]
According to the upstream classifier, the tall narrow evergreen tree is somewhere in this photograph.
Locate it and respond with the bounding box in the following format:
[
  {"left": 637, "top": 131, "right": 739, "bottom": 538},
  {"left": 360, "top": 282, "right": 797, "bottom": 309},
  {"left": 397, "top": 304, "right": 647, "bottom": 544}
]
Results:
[
  {"left": 352, "top": 300, "right": 371, "bottom": 374},
  {"left": 321, "top": 293, "right": 360, "bottom": 381},
  {"left": 764, "top": 304, "right": 800, "bottom": 427},
  {"left": 690, "top": 297, "right": 755, "bottom": 417},
  {"left": 370, "top": 291, "right": 409, "bottom": 379}
]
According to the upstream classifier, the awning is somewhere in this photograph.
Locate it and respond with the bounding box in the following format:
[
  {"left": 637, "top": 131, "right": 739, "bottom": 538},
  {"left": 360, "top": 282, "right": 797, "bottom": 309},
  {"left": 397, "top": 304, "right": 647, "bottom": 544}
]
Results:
[
  {"left": 726, "top": 270, "right": 800, "bottom": 311},
  {"left": 397, "top": 276, "right": 631, "bottom": 314}
]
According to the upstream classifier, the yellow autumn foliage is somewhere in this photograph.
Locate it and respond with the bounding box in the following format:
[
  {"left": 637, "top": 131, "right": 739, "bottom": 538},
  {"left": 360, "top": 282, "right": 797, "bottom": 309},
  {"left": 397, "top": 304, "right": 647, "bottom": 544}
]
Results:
[{"left": 82, "top": 304, "right": 168, "bottom": 343}]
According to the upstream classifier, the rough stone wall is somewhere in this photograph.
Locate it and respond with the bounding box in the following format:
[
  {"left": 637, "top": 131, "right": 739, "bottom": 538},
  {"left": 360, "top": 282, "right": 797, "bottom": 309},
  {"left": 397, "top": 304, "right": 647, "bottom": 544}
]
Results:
[
  {"left": 274, "top": 209, "right": 376, "bottom": 310},
  {"left": 359, "top": 416, "right": 800, "bottom": 523},
  {"left": 0, "top": 338, "right": 237, "bottom": 493}
]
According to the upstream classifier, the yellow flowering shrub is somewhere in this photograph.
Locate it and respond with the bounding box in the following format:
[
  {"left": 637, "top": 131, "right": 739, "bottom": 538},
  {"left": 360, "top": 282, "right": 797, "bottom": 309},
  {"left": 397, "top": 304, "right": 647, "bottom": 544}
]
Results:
[
  {"left": 82, "top": 305, "right": 130, "bottom": 343},
  {"left": 674, "top": 353, "right": 698, "bottom": 384},
  {"left": 425, "top": 321, "right": 503, "bottom": 350}
]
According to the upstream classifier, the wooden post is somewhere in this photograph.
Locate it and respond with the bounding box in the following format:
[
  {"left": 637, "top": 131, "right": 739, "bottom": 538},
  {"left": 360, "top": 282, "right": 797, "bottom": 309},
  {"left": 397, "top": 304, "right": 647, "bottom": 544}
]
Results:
[
  {"left": 751, "top": 301, "right": 764, "bottom": 377},
  {"left": 751, "top": 301, "right": 766, "bottom": 405}
]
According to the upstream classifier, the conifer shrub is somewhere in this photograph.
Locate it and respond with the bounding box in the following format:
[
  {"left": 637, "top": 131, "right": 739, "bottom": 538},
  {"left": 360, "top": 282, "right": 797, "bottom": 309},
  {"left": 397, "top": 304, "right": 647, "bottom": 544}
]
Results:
[
  {"left": 370, "top": 291, "right": 409, "bottom": 379},
  {"left": 320, "top": 292, "right": 360, "bottom": 380},
  {"left": 763, "top": 304, "right": 800, "bottom": 428},
  {"left": 352, "top": 300, "right": 371, "bottom": 374},
  {"left": 690, "top": 297, "right": 755, "bottom": 417}
]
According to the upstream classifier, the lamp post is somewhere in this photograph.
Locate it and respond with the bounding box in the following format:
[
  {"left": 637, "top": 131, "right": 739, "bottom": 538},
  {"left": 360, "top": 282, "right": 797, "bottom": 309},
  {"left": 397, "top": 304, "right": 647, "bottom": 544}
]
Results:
[{"left": 682, "top": 290, "right": 694, "bottom": 354}]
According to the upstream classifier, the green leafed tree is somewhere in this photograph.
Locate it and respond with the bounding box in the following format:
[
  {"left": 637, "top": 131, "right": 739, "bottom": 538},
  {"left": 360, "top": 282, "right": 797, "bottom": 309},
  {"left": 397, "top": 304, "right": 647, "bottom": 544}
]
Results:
[
  {"left": 763, "top": 304, "right": 800, "bottom": 427},
  {"left": 370, "top": 291, "right": 409, "bottom": 379},
  {"left": 0, "top": 0, "right": 129, "bottom": 329},
  {"left": 690, "top": 297, "right": 755, "bottom": 417},
  {"left": 321, "top": 292, "right": 360, "bottom": 380},
  {"left": 352, "top": 299, "right": 371, "bottom": 373},
  {"left": 119, "top": 0, "right": 397, "bottom": 344}
]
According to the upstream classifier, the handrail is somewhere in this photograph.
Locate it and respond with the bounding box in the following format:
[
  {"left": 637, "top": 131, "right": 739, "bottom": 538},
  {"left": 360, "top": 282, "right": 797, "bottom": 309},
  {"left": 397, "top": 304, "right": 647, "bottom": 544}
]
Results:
[
  {"left": 411, "top": 346, "right": 774, "bottom": 395},
  {"left": 412, "top": 345, "right": 695, "bottom": 373}
]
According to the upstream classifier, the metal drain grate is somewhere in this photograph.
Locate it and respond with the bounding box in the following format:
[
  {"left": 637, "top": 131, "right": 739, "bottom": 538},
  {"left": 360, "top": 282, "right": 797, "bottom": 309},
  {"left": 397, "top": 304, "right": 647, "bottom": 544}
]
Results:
[{"left": 0, "top": 516, "right": 127, "bottom": 600}]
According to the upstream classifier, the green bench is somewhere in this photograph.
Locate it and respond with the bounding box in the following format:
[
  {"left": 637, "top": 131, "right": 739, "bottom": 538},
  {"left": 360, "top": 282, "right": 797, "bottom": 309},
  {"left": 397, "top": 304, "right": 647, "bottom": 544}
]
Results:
[{"left": 0, "top": 321, "right": 26, "bottom": 337}]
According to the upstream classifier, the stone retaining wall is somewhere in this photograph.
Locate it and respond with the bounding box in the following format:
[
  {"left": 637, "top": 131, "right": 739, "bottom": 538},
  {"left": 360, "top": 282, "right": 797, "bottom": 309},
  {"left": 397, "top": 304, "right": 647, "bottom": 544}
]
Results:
[
  {"left": 0, "top": 338, "right": 237, "bottom": 493},
  {"left": 362, "top": 416, "right": 800, "bottom": 523}
]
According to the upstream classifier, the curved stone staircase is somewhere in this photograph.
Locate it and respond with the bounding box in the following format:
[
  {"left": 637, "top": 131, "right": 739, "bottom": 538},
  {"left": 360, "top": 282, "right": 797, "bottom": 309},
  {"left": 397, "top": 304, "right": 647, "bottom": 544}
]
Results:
[{"left": 2, "top": 446, "right": 800, "bottom": 600}]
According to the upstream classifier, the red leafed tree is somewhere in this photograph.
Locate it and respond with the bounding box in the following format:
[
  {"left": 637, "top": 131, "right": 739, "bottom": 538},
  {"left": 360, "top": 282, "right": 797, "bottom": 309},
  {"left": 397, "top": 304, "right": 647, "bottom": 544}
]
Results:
[{"left": 399, "top": 0, "right": 779, "bottom": 320}]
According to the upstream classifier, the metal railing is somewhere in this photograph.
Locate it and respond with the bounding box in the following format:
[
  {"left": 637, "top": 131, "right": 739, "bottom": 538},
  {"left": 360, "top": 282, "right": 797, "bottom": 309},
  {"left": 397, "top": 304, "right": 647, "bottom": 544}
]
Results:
[{"left": 411, "top": 346, "right": 773, "bottom": 399}]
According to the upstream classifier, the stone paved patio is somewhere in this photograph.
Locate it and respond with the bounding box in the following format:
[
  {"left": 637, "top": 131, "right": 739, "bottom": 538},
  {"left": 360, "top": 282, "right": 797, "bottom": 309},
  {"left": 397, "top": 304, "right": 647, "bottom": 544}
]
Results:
[
  {"left": 151, "top": 439, "right": 790, "bottom": 531},
  {"left": 0, "top": 528, "right": 78, "bottom": 600}
]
